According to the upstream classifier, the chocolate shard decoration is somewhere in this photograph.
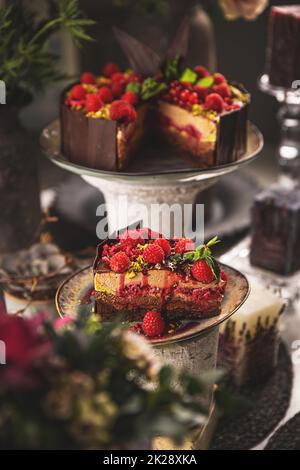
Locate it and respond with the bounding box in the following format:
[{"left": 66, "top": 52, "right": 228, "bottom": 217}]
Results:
[
  {"left": 113, "top": 26, "right": 161, "bottom": 76},
  {"left": 165, "top": 16, "right": 189, "bottom": 61}
]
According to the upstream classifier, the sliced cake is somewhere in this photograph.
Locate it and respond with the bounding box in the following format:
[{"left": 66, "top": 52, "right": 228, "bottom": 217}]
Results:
[
  {"left": 61, "top": 68, "right": 148, "bottom": 171},
  {"left": 157, "top": 65, "right": 249, "bottom": 167},
  {"left": 93, "top": 229, "right": 227, "bottom": 323}
]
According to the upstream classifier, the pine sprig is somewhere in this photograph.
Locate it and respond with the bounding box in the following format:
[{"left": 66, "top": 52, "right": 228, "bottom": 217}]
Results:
[{"left": 0, "top": 1, "right": 95, "bottom": 102}]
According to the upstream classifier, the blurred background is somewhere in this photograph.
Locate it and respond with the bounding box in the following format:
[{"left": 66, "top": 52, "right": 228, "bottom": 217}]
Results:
[{"left": 5, "top": 0, "right": 295, "bottom": 252}]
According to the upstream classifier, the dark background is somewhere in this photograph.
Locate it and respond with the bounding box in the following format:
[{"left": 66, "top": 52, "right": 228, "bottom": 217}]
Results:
[{"left": 77, "top": 0, "right": 297, "bottom": 145}]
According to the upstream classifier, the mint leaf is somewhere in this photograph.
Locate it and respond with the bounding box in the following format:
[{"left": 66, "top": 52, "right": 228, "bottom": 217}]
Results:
[
  {"left": 197, "top": 76, "right": 214, "bottom": 88},
  {"left": 180, "top": 68, "right": 197, "bottom": 84},
  {"left": 206, "top": 236, "right": 221, "bottom": 248},
  {"left": 126, "top": 82, "right": 141, "bottom": 94},
  {"left": 205, "top": 256, "right": 220, "bottom": 281},
  {"left": 163, "top": 57, "right": 180, "bottom": 81},
  {"left": 141, "top": 78, "right": 167, "bottom": 100}
]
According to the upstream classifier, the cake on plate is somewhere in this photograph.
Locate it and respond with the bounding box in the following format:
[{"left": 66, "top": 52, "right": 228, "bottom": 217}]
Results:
[
  {"left": 60, "top": 22, "right": 250, "bottom": 171},
  {"left": 218, "top": 281, "right": 284, "bottom": 386},
  {"left": 93, "top": 229, "right": 227, "bottom": 323}
]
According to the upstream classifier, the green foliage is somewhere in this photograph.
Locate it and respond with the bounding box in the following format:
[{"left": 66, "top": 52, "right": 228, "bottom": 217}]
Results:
[
  {"left": 0, "top": 315, "right": 223, "bottom": 449},
  {"left": 0, "top": 0, "right": 95, "bottom": 103},
  {"left": 141, "top": 77, "right": 168, "bottom": 100}
]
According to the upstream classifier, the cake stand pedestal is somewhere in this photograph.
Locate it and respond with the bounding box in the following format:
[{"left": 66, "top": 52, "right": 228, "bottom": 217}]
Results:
[
  {"left": 41, "top": 120, "right": 263, "bottom": 238},
  {"left": 259, "top": 74, "right": 300, "bottom": 188},
  {"left": 82, "top": 174, "right": 213, "bottom": 237}
]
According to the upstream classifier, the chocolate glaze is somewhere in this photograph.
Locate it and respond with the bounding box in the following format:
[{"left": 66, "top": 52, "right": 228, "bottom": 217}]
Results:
[
  {"left": 215, "top": 84, "right": 249, "bottom": 166},
  {"left": 266, "top": 6, "right": 300, "bottom": 89},
  {"left": 250, "top": 186, "right": 300, "bottom": 275}
]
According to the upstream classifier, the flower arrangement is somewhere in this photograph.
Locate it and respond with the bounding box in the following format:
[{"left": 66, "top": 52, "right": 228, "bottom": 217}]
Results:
[{"left": 0, "top": 313, "right": 218, "bottom": 449}]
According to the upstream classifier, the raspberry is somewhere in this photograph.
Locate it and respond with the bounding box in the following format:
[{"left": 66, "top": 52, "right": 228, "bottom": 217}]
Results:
[
  {"left": 194, "top": 85, "right": 208, "bottom": 101},
  {"left": 86, "top": 93, "right": 102, "bottom": 112},
  {"left": 142, "top": 311, "right": 165, "bottom": 338},
  {"left": 97, "top": 86, "right": 113, "bottom": 104},
  {"left": 204, "top": 93, "right": 224, "bottom": 113},
  {"left": 213, "top": 83, "right": 231, "bottom": 99},
  {"left": 121, "top": 91, "right": 139, "bottom": 106},
  {"left": 214, "top": 73, "right": 226, "bottom": 85},
  {"left": 191, "top": 260, "right": 215, "bottom": 283},
  {"left": 194, "top": 66, "right": 209, "bottom": 78},
  {"left": 154, "top": 238, "right": 171, "bottom": 256},
  {"left": 111, "top": 72, "right": 126, "bottom": 83},
  {"left": 120, "top": 229, "right": 144, "bottom": 247},
  {"left": 103, "top": 63, "right": 120, "bottom": 78},
  {"left": 69, "top": 84, "right": 86, "bottom": 100},
  {"left": 111, "top": 81, "right": 126, "bottom": 98},
  {"left": 109, "top": 100, "right": 137, "bottom": 123},
  {"left": 81, "top": 72, "right": 96, "bottom": 84},
  {"left": 174, "top": 238, "right": 195, "bottom": 254},
  {"left": 143, "top": 244, "right": 165, "bottom": 264},
  {"left": 109, "top": 251, "right": 131, "bottom": 273}
]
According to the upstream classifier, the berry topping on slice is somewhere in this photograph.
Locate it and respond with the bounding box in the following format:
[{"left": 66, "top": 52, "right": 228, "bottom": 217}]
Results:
[
  {"left": 103, "top": 63, "right": 120, "bottom": 78},
  {"left": 143, "top": 244, "right": 165, "bottom": 264},
  {"left": 69, "top": 84, "right": 86, "bottom": 100},
  {"left": 120, "top": 229, "right": 144, "bottom": 247},
  {"left": 109, "top": 100, "right": 137, "bottom": 123},
  {"left": 109, "top": 251, "right": 131, "bottom": 273},
  {"left": 204, "top": 93, "right": 224, "bottom": 113},
  {"left": 80, "top": 72, "right": 96, "bottom": 85},
  {"left": 174, "top": 238, "right": 195, "bottom": 254},
  {"left": 213, "top": 83, "right": 231, "bottom": 99},
  {"left": 214, "top": 73, "right": 226, "bottom": 85},
  {"left": 98, "top": 86, "right": 113, "bottom": 104},
  {"left": 153, "top": 238, "right": 171, "bottom": 256},
  {"left": 86, "top": 93, "right": 102, "bottom": 113},
  {"left": 111, "top": 72, "right": 126, "bottom": 83},
  {"left": 194, "top": 66, "right": 210, "bottom": 78},
  {"left": 121, "top": 91, "right": 139, "bottom": 106},
  {"left": 142, "top": 311, "right": 165, "bottom": 338},
  {"left": 191, "top": 260, "right": 215, "bottom": 283},
  {"left": 111, "top": 81, "right": 126, "bottom": 98}
]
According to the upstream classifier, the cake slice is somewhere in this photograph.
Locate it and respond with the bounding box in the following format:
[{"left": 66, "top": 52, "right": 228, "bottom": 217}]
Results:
[
  {"left": 61, "top": 68, "right": 148, "bottom": 171},
  {"left": 93, "top": 229, "right": 226, "bottom": 322},
  {"left": 157, "top": 67, "right": 249, "bottom": 166}
]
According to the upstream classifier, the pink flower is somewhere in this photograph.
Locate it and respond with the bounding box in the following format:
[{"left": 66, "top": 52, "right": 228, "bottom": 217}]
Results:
[
  {"left": 219, "top": 0, "right": 268, "bottom": 20},
  {"left": 53, "top": 316, "right": 74, "bottom": 331},
  {"left": 0, "top": 314, "right": 51, "bottom": 388}
]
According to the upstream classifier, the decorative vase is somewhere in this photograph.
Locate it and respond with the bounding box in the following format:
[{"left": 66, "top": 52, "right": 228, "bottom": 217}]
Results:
[{"left": 0, "top": 104, "right": 41, "bottom": 253}]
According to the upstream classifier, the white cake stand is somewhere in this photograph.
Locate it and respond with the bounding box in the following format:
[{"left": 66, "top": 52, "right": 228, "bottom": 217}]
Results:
[{"left": 40, "top": 120, "right": 263, "bottom": 237}]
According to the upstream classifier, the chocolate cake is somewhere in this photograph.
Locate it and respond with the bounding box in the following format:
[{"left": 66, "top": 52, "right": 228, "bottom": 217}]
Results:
[
  {"left": 60, "top": 22, "right": 250, "bottom": 171},
  {"left": 250, "top": 186, "right": 300, "bottom": 275},
  {"left": 93, "top": 229, "right": 227, "bottom": 323},
  {"left": 266, "top": 5, "right": 300, "bottom": 89}
]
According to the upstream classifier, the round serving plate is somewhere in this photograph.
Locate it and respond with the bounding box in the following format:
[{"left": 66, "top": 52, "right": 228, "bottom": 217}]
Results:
[
  {"left": 55, "top": 263, "right": 249, "bottom": 345},
  {"left": 40, "top": 120, "right": 263, "bottom": 184}
]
